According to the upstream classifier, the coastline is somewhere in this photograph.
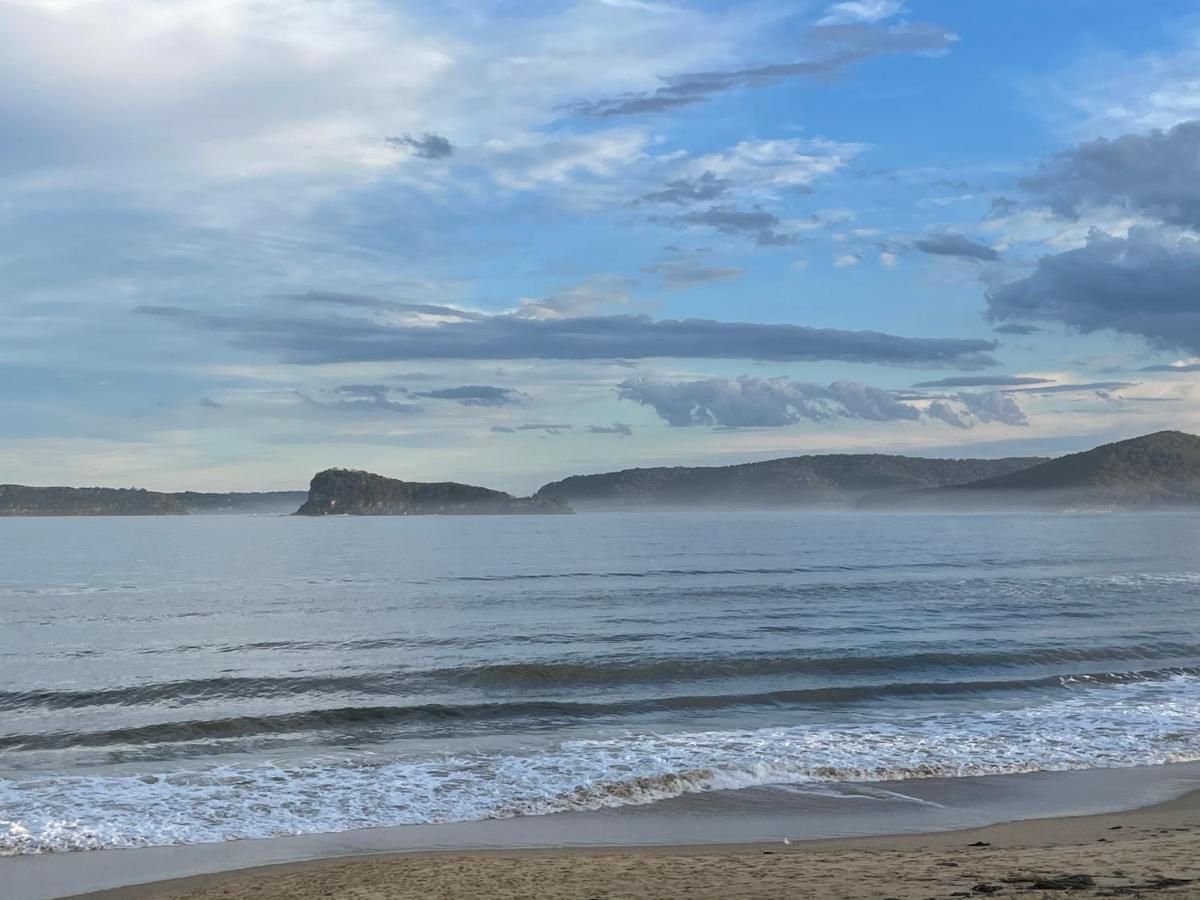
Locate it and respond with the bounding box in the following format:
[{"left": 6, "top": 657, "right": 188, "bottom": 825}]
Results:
[
  {"left": 4, "top": 762, "right": 1198, "bottom": 900},
  {"left": 63, "top": 785, "right": 1200, "bottom": 899}
]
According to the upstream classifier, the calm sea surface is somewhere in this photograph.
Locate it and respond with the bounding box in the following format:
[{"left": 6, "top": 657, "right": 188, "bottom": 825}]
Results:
[{"left": 1, "top": 511, "right": 1199, "bottom": 854}]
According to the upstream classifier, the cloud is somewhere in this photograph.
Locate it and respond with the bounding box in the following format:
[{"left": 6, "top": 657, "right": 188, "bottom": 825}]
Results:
[
  {"left": 481, "top": 129, "right": 650, "bottom": 192},
  {"left": 913, "top": 232, "right": 1000, "bottom": 261},
  {"left": 516, "top": 277, "right": 631, "bottom": 319},
  {"left": 914, "top": 376, "right": 1054, "bottom": 388},
  {"left": 954, "top": 391, "right": 1028, "bottom": 426},
  {"left": 656, "top": 205, "right": 799, "bottom": 246},
  {"left": 642, "top": 260, "right": 743, "bottom": 288},
  {"left": 140, "top": 304, "right": 999, "bottom": 368},
  {"left": 818, "top": 1, "right": 906, "bottom": 26},
  {"left": 833, "top": 253, "right": 861, "bottom": 267},
  {"left": 289, "top": 292, "right": 485, "bottom": 322},
  {"left": 1051, "top": 34, "right": 1200, "bottom": 136},
  {"left": 586, "top": 422, "right": 633, "bottom": 436},
  {"left": 1139, "top": 362, "right": 1200, "bottom": 372},
  {"left": 683, "top": 138, "right": 863, "bottom": 192},
  {"left": 618, "top": 375, "right": 921, "bottom": 426},
  {"left": 993, "top": 323, "right": 1043, "bottom": 335},
  {"left": 987, "top": 226, "right": 1200, "bottom": 354},
  {"left": 1004, "top": 381, "right": 1134, "bottom": 395},
  {"left": 199, "top": 397, "right": 222, "bottom": 409},
  {"left": 1021, "top": 120, "right": 1200, "bottom": 229},
  {"left": 617, "top": 375, "right": 1029, "bottom": 429},
  {"left": 384, "top": 133, "right": 455, "bottom": 159},
  {"left": 297, "top": 391, "right": 422, "bottom": 415},
  {"left": 636, "top": 172, "right": 731, "bottom": 205},
  {"left": 412, "top": 385, "right": 526, "bottom": 406},
  {"left": 492, "top": 423, "right": 572, "bottom": 434},
  {"left": 569, "top": 23, "right": 955, "bottom": 116},
  {"left": 334, "top": 383, "right": 402, "bottom": 400}
]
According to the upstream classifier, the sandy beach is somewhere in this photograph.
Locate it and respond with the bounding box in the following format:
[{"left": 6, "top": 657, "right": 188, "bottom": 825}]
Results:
[{"left": 67, "top": 787, "right": 1200, "bottom": 899}]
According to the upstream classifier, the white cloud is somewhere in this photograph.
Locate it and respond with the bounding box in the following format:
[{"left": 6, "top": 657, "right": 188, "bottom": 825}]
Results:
[
  {"left": 833, "top": 253, "right": 861, "bottom": 267},
  {"left": 685, "top": 138, "right": 864, "bottom": 197},
  {"left": 1046, "top": 32, "right": 1200, "bottom": 138},
  {"left": 480, "top": 130, "right": 651, "bottom": 192},
  {"left": 817, "top": 1, "right": 905, "bottom": 26}
]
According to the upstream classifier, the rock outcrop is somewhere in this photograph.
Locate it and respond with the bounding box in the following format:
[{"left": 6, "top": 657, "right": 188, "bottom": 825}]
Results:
[{"left": 295, "top": 469, "right": 573, "bottom": 516}]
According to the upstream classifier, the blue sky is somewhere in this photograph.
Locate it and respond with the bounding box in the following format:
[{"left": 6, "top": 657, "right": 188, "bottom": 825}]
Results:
[{"left": 4, "top": 0, "right": 1200, "bottom": 492}]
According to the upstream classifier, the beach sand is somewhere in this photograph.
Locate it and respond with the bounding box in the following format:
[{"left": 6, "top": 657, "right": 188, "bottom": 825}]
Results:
[{"left": 70, "top": 788, "right": 1200, "bottom": 899}]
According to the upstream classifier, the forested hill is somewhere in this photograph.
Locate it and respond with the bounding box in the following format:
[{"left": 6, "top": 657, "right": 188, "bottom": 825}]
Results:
[{"left": 534, "top": 453, "right": 1047, "bottom": 509}]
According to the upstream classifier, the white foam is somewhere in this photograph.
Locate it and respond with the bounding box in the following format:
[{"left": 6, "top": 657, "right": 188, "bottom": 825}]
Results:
[{"left": 3, "top": 674, "right": 1199, "bottom": 854}]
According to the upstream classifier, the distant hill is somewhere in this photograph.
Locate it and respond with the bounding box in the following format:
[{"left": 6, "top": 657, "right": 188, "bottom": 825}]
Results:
[
  {"left": 295, "top": 469, "right": 573, "bottom": 516},
  {"left": 0, "top": 485, "right": 185, "bottom": 516},
  {"left": 918, "top": 431, "right": 1200, "bottom": 509},
  {"left": 172, "top": 491, "right": 308, "bottom": 515},
  {"left": 534, "top": 454, "right": 1047, "bottom": 509}
]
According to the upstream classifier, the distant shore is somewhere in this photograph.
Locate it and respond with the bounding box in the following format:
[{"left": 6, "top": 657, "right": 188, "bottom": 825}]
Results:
[{"left": 63, "top": 786, "right": 1200, "bottom": 899}]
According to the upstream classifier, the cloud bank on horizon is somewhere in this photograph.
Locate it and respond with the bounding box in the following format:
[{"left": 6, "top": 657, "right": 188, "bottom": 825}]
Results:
[{"left": 2, "top": 0, "right": 1199, "bottom": 491}]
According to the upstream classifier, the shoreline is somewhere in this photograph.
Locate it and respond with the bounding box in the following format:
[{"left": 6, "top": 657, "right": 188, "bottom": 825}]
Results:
[
  {"left": 4, "top": 762, "right": 1198, "bottom": 900},
  {"left": 63, "top": 786, "right": 1200, "bottom": 899}
]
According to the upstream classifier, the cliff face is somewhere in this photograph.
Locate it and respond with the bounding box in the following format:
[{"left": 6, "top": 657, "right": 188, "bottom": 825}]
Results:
[
  {"left": 534, "top": 454, "right": 1048, "bottom": 509},
  {"left": 0, "top": 485, "right": 186, "bottom": 516},
  {"left": 295, "top": 469, "right": 573, "bottom": 516}
]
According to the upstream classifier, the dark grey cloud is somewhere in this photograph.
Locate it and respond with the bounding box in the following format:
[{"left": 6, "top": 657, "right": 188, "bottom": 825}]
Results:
[
  {"left": 636, "top": 172, "right": 732, "bottom": 205},
  {"left": 987, "top": 227, "right": 1200, "bottom": 354},
  {"left": 140, "top": 305, "right": 999, "bottom": 368},
  {"left": 199, "top": 397, "right": 222, "bottom": 408},
  {"left": 913, "top": 232, "right": 999, "bottom": 262},
  {"left": 617, "top": 376, "right": 922, "bottom": 427},
  {"left": 1021, "top": 120, "right": 1200, "bottom": 228},
  {"left": 993, "top": 322, "right": 1043, "bottom": 335},
  {"left": 412, "top": 385, "right": 526, "bottom": 406},
  {"left": 925, "top": 400, "right": 969, "bottom": 428},
  {"left": 1140, "top": 363, "right": 1200, "bottom": 372},
  {"left": 586, "top": 422, "right": 633, "bottom": 436},
  {"left": 657, "top": 205, "right": 797, "bottom": 246},
  {"left": 642, "top": 260, "right": 743, "bottom": 288},
  {"left": 986, "top": 197, "right": 1018, "bottom": 219},
  {"left": 569, "top": 24, "right": 955, "bottom": 117},
  {"left": 384, "top": 132, "right": 455, "bottom": 159},
  {"left": 914, "top": 376, "right": 1053, "bottom": 388}
]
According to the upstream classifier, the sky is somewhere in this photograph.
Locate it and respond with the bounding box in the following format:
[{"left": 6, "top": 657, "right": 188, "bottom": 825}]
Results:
[{"left": 4, "top": 0, "right": 1200, "bottom": 493}]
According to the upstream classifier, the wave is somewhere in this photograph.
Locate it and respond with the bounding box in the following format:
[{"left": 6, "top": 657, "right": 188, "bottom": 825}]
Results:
[
  {"left": 5, "top": 666, "right": 1199, "bottom": 752},
  {"left": 5, "top": 645, "right": 1199, "bottom": 713},
  {"left": 3, "top": 672, "right": 1199, "bottom": 854}
]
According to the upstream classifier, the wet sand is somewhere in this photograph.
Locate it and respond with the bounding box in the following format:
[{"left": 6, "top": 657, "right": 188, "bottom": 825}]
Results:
[{"left": 66, "top": 787, "right": 1200, "bottom": 899}]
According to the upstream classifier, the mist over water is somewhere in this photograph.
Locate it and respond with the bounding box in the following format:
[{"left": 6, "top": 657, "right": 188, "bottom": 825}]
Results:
[{"left": 1, "top": 511, "right": 1199, "bottom": 854}]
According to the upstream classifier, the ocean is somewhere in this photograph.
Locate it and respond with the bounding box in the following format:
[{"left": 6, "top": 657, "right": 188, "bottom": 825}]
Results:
[{"left": 2, "top": 510, "right": 1199, "bottom": 855}]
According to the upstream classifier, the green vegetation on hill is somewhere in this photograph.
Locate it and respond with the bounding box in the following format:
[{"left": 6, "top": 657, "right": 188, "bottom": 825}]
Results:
[
  {"left": 295, "top": 468, "right": 573, "bottom": 516},
  {"left": 939, "top": 430, "right": 1200, "bottom": 507},
  {"left": 0, "top": 485, "right": 185, "bottom": 516},
  {"left": 534, "top": 454, "right": 1048, "bottom": 509}
]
